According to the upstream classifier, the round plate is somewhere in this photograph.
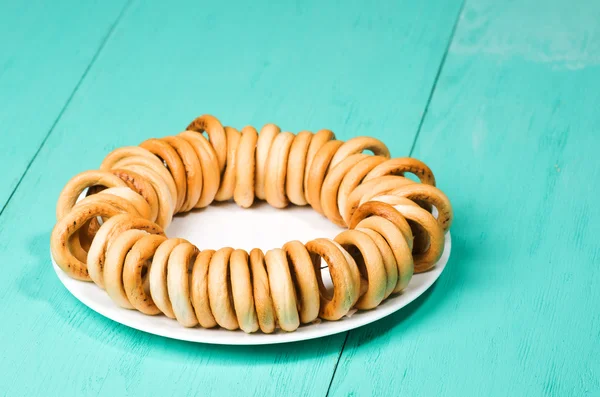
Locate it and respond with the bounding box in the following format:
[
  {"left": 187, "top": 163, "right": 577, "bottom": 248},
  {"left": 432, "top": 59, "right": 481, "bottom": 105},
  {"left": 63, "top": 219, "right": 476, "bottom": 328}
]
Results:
[{"left": 52, "top": 202, "right": 451, "bottom": 345}]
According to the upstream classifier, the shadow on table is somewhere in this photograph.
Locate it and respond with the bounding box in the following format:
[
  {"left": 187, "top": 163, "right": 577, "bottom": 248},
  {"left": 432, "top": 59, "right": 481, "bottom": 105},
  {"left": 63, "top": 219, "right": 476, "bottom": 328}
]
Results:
[
  {"left": 21, "top": 231, "right": 344, "bottom": 365},
  {"left": 22, "top": 218, "right": 478, "bottom": 364},
  {"left": 342, "top": 223, "right": 479, "bottom": 347}
]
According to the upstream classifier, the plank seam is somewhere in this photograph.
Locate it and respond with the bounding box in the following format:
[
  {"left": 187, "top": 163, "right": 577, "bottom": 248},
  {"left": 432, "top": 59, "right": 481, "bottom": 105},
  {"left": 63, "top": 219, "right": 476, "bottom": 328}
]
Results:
[
  {"left": 0, "top": 0, "right": 134, "bottom": 220},
  {"left": 325, "top": 332, "right": 349, "bottom": 397},
  {"left": 325, "top": 2, "right": 467, "bottom": 394},
  {"left": 409, "top": 0, "right": 466, "bottom": 156}
]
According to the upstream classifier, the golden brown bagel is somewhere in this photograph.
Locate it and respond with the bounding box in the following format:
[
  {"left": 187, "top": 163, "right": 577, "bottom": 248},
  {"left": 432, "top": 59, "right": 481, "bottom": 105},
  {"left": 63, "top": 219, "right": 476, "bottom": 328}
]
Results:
[
  {"left": 305, "top": 238, "right": 360, "bottom": 320},
  {"left": 51, "top": 201, "right": 125, "bottom": 280},
  {"left": 190, "top": 249, "right": 218, "bottom": 328},
  {"left": 249, "top": 248, "right": 276, "bottom": 333},
  {"left": 254, "top": 124, "right": 280, "bottom": 201},
  {"left": 282, "top": 241, "right": 320, "bottom": 324},
  {"left": 67, "top": 189, "right": 145, "bottom": 263},
  {"left": 100, "top": 146, "right": 159, "bottom": 171},
  {"left": 94, "top": 187, "right": 151, "bottom": 220},
  {"left": 364, "top": 157, "right": 436, "bottom": 186},
  {"left": 334, "top": 229, "right": 387, "bottom": 310},
  {"left": 215, "top": 127, "right": 241, "bottom": 202},
  {"left": 50, "top": 113, "right": 453, "bottom": 334},
  {"left": 265, "top": 248, "right": 300, "bottom": 332},
  {"left": 87, "top": 213, "right": 164, "bottom": 288},
  {"left": 234, "top": 126, "right": 259, "bottom": 208},
  {"left": 264, "top": 131, "right": 295, "bottom": 208},
  {"left": 208, "top": 247, "right": 239, "bottom": 330},
  {"left": 179, "top": 130, "right": 221, "bottom": 208},
  {"left": 356, "top": 227, "right": 398, "bottom": 299},
  {"left": 104, "top": 229, "right": 150, "bottom": 309},
  {"left": 390, "top": 184, "right": 453, "bottom": 232},
  {"left": 286, "top": 131, "right": 313, "bottom": 206},
  {"left": 383, "top": 198, "right": 445, "bottom": 273},
  {"left": 304, "top": 129, "right": 335, "bottom": 202},
  {"left": 123, "top": 234, "right": 167, "bottom": 315},
  {"left": 355, "top": 216, "right": 413, "bottom": 292},
  {"left": 365, "top": 194, "right": 430, "bottom": 254},
  {"left": 337, "top": 155, "right": 387, "bottom": 223},
  {"left": 348, "top": 201, "right": 414, "bottom": 249},
  {"left": 110, "top": 168, "right": 160, "bottom": 223},
  {"left": 229, "top": 249, "right": 259, "bottom": 333},
  {"left": 186, "top": 114, "right": 228, "bottom": 173},
  {"left": 167, "top": 242, "right": 200, "bottom": 327},
  {"left": 320, "top": 153, "right": 368, "bottom": 227},
  {"left": 329, "top": 136, "right": 390, "bottom": 169},
  {"left": 139, "top": 138, "right": 187, "bottom": 212},
  {"left": 161, "top": 136, "right": 203, "bottom": 213},
  {"left": 149, "top": 238, "right": 188, "bottom": 319},
  {"left": 343, "top": 175, "right": 413, "bottom": 225},
  {"left": 305, "top": 139, "right": 344, "bottom": 213},
  {"left": 56, "top": 170, "right": 128, "bottom": 220},
  {"left": 111, "top": 156, "right": 177, "bottom": 213}
]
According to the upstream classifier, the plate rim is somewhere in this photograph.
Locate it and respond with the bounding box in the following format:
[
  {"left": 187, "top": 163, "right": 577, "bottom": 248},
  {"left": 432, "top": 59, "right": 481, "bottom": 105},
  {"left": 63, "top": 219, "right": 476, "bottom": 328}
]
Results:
[{"left": 51, "top": 232, "right": 450, "bottom": 345}]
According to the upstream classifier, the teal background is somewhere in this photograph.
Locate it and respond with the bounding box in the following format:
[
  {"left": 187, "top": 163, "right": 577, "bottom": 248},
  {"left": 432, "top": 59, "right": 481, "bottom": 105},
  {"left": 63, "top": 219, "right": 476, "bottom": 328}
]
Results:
[{"left": 1, "top": 0, "right": 599, "bottom": 395}]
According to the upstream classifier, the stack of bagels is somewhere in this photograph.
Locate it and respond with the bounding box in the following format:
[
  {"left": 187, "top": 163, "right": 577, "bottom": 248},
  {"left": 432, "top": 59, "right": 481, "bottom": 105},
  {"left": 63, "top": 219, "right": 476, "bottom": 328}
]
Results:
[{"left": 51, "top": 114, "right": 452, "bottom": 333}]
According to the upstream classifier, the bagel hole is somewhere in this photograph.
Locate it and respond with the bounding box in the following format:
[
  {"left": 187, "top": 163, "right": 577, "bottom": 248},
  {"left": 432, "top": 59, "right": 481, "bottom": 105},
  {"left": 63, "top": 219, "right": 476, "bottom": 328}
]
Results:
[
  {"left": 310, "top": 253, "right": 334, "bottom": 301},
  {"left": 413, "top": 199, "right": 433, "bottom": 214},
  {"left": 246, "top": 256, "right": 255, "bottom": 288},
  {"left": 407, "top": 219, "right": 431, "bottom": 253},
  {"left": 141, "top": 260, "right": 151, "bottom": 296},
  {"left": 341, "top": 244, "right": 369, "bottom": 296},
  {"left": 321, "top": 269, "right": 334, "bottom": 301},
  {"left": 77, "top": 187, "right": 108, "bottom": 228},
  {"left": 86, "top": 185, "right": 106, "bottom": 197},
  {"left": 402, "top": 172, "right": 421, "bottom": 183},
  {"left": 362, "top": 149, "right": 377, "bottom": 156}
]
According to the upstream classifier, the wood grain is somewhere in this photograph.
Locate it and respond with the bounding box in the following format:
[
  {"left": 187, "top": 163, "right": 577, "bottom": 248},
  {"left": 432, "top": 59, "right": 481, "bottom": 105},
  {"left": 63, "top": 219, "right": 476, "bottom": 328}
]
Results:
[
  {"left": 329, "top": 0, "right": 600, "bottom": 395},
  {"left": 0, "top": 0, "right": 463, "bottom": 395},
  {"left": 0, "top": 0, "right": 129, "bottom": 211}
]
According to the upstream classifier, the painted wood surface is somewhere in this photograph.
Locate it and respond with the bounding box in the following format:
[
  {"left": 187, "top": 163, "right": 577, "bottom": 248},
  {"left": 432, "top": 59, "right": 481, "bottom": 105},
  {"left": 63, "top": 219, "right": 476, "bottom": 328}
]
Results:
[
  {"left": 329, "top": 0, "right": 600, "bottom": 396},
  {"left": 0, "top": 0, "right": 128, "bottom": 211},
  {"left": 0, "top": 0, "right": 464, "bottom": 395}
]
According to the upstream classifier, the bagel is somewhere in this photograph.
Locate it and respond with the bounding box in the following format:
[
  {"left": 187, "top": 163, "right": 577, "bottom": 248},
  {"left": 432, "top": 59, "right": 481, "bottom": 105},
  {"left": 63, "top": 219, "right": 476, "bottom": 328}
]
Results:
[{"left": 50, "top": 114, "right": 453, "bottom": 333}]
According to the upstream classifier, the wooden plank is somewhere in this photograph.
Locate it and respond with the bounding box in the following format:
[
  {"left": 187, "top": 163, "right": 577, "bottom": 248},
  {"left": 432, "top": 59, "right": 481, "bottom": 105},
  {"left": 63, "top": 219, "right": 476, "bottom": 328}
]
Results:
[
  {"left": 329, "top": 0, "right": 600, "bottom": 395},
  {"left": 0, "top": 0, "right": 129, "bottom": 211},
  {"left": 0, "top": 0, "right": 464, "bottom": 395}
]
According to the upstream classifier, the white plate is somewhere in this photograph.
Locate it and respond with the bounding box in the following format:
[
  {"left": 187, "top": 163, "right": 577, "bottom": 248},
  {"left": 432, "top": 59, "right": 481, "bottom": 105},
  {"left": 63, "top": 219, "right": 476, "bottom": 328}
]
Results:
[{"left": 52, "top": 202, "right": 450, "bottom": 345}]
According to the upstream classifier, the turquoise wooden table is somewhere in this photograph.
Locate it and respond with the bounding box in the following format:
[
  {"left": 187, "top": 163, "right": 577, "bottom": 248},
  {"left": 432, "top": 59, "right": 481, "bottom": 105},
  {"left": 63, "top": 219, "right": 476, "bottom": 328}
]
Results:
[{"left": 1, "top": 0, "right": 599, "bottom": 395}]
